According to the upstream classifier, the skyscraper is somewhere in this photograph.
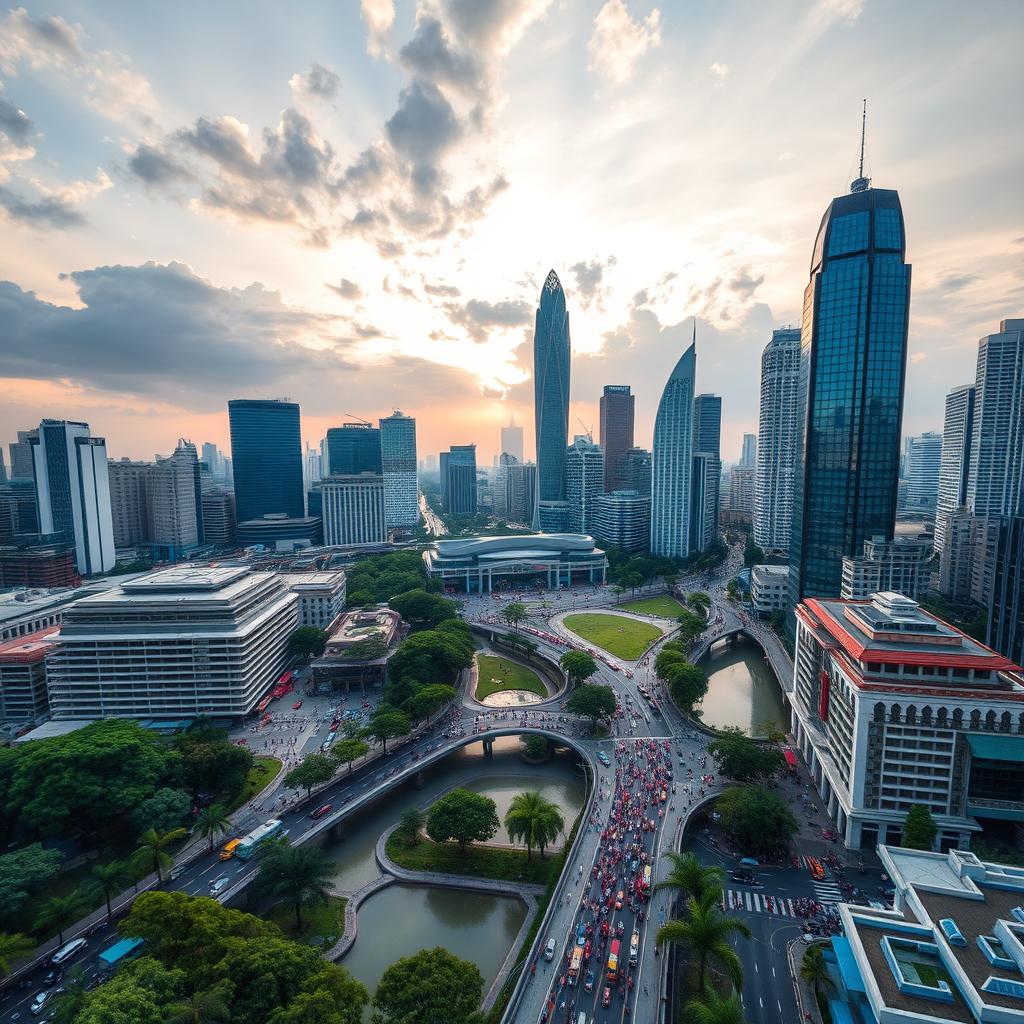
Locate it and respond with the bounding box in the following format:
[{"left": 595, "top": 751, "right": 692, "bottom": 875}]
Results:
[
  {"left": 326, "top": 423, "right": 382, "bottom": 477},
  {"left": 565, "top": 436, "right": 605, "bottom": 534},
  {"left": 107, "top": 459, "right": 151, "bottom": 548},
  {"left": 901, "top": 432, "right": 943, "bottom": 515},
  {"left": 651, "top": 339, "right": 696, "bottom": 558},
  {"left": 379, "top": 410, "right": 418, "bottom": 529},
  {"left": 442, "top": 444, "right": 477, "bottom": 516},
  {"left": 754, "top": 327, "right": 801, "bottom": 554},
  {"left": 31, "top": 420, "right": 115, "bottom": 574},
  {"left": 321, "top": 475, "right": 387, "bottom": 546},
  {"left": 533, "top": 269, "right": 571, "bottom": 532},
  {"left": 788, "top": 172, "right": 910, "bottom": 612},
  {"left": 8, "top": 430, "right": 37, "bottom": 480},
  {"left": 150, "top": 445, "right": 200, "bottom": 559},
  {"left": 228, "top": 399, "right": 305, "bottom": 526},
  {"left": 739, "top": 433, "right": 758, "bottom": 469},
  {"left": 692, "top": 393, "right": 722, "bottom": 551},
  {"left": 500, "top": 416, "right": 524, "bottom": 463},
  {"left": 624, "top": 448, "right": 652, "bottom": 496},
  {"left": 935, "top": 385, "right": 975, "bottom": 557},
  {"left": 599, "top": 386, "right": 635, "bottom": 492}
]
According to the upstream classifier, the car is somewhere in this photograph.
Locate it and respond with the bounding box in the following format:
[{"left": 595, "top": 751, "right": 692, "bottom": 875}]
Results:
[
  {"left": 576, "top": 922, "right": 587, "bottom": 946},
  {"left": 209, "top": 875, "right": 231, "bottom": 895},
  {"left": 41, "top": 969, "right": 63, "bottom": 988},
  {"left": 544, "top": 938, "right": 556, "bottom": 961},
  {"left": 31, "top": 989, "right": 62, "bottom": 1015},
  {"left": 615, "top": 890, "right": 624, "bottom": 910},
  {"left": 584, "top": 969, "right": 595, "bottom": 993},
  {"left": 597, "top": 751, "right": 610, "bottom": 767},
  {"left": 731, "top": 870, "right": 755, "bottom": 884},
  {"left": 292, "top": 700, "right": 303, "bottom": 710},
  {"left": 51, "top": 938, "right": 87, "bottom": 966},
  {"left": 602, "top": 986, "right": 612, "bottom": 1007},
  {"left": 309, "top": 804, "right": 332, "bottom": 820}
]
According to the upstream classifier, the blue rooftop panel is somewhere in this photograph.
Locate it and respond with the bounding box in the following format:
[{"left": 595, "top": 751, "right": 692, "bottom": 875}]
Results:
[{"left": 832, "top": 936, "right": 867, "bottom": 994}]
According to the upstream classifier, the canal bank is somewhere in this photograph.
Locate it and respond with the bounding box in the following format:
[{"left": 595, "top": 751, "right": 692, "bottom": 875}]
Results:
[{"left": 695, "top": 634, "right": 788, "bottom": 737}]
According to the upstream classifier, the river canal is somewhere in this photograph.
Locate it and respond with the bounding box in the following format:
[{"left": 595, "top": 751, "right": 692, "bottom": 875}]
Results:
[{"left": 695, "top": 635, "right": 788, "bottom": 737}]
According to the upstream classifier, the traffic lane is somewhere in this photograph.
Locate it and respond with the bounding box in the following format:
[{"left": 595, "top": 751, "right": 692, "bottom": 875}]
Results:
[{"left": 736, "top": 915, "right": 802, "bottom": 1024}]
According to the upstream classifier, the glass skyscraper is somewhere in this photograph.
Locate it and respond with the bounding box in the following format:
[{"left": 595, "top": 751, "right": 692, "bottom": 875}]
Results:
[
  {"left": 533, "top": 270, "right": 571, "bottom": 531},
  {"left": 326, "top": 424, "right": 382, "bottom": 476},
  {"left": 228, "top": 399, "right": 305, "bottom": 524},
  {"left": 379, "top": 410, "right": 418, "bottom": 528},
  {"left": 788, "top": 182, "right": 911, "bottom": 611}
]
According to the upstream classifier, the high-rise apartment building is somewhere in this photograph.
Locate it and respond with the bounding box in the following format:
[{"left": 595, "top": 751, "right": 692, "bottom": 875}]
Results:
[
  {"left": 590, "top": 491, "right": 650, "bottom": 553},
  {"left": 326, "top": 423, "right": 382, "bottom": 477},
  {"left": 565, "top": 436, "right": 604, "bottom": 534},
  {"left": 692, "top": 393, "right": 722, "bottom": 549},
  {"left": 442, "top": 445, "right": 477, "bottom": 516},
  {"left": 500, "top": 417, "right": 524, "bottom": 463},
  {"left": 624, "top": 448, "right": 652, "bottom": 497},
  {"left": 107, "top": 459, "right": 152, "bottom": 549},
  {"left": 508, "top": 462, "right": 537, "bottom": 525},
  {"left": 320, "top": 475, "right": 387, "bottom": 547},
  {"left": 788, "top": 178, "right": 910, "bottom": 613},
  {"left": 31, "top": 420, "right": 115, "bottom": 574},
  {"left": 534, "top": 270, "right": 571, "bottom": 532},
  {"left": 935, "top": 384, "right": 975, "bottom": 556},
  {"left": 740, "top": 433, "right": 758, "bottom": 469},
  {"left": 201, "top": 489, "right": 235, "bottom": 546},
  {"left": 599, "top": 386, "right": 635, "bottom": 492},
  {"left": 149, "top": 445, "right": 200, "bottom": 559},
  {"left": 379, "top": 410, "right": 418, "bottom": 529},
  {"left": 726, "top": 465, "right": 756, "bottom": 524},
  {"left": 989, "top": 515, "right": 1024, "bottom": 668},
  {"left": 8, "top": 430, "right": 37, "bottom": 480},
  {"left": 651, "top": 340, "right": 696, "bottom": 558},
  {"left": 900, "top": 432, "right": 943, "bottom": 515},
  {"left": 754, "top": 327, "right": 801, "bottom": 554}
]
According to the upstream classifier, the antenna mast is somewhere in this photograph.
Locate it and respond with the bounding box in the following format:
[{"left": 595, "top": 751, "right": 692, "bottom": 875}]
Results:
[{"left": 850, "top": 99, "right": 871, "bottom": 193}]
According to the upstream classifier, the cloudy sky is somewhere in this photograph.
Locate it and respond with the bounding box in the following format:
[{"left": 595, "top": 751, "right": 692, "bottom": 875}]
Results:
[{"left": 1, "top": 0, "right": 1021, "bottom": 467}]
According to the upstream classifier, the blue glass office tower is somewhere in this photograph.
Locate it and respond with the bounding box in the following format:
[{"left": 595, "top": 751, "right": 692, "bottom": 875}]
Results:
[
  {"left": 228, "top": 399, "right": 305, "bottom": 524},
  {"left": 326, "top": 424, "right": 382, "bottom": 476},
  {"left": 533, "top": 270, "right": 571, "bottom": 531},
  {"left": 788, "top": 180, "right": 911, "bottom": 612}
]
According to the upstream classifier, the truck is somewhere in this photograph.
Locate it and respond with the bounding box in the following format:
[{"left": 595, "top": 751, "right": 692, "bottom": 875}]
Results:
[
  {"left": 98, "top": 937, "right": 144, "bottom": 970},
  {"left": 569, "top": 946, "right": 583, "bottom": 983},
  {"left": 607, "top": 939, "right": 620, "bottom": 982}
]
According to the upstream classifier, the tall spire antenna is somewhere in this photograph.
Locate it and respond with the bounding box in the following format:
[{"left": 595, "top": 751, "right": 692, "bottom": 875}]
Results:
[
  {"left": 692, "top": 316, "right": 696, "bottom": 349},
  {"left": 850, "top": 99, "right": 871, "bottom": 193}
]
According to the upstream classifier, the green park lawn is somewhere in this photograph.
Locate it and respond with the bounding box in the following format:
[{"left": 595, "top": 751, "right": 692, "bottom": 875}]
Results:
[
  {"left": 385, "top": 833, "right": 555, "bottom": 885},
  {"left": 475, "top": 654, "right": 548, "bottom": 700},
  {"left": 265, "top": 894, "right": 347, "bottom": 947},
  {"left": 618, "top": 596, "right": 686, "bottom": 618},
  {"left": 224, "top": 755, "right": 283, "bottom": 815},
  {"left": 562, "top": 612, "right": 663, "bottom": 661}
]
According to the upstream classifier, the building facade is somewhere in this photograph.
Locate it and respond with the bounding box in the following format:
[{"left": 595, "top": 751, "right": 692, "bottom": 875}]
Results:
[
  {"left": 788, "top": 183, "right": 910, "bottom": 612},
  {"left": 326, "top": 423, "right": 382, "bottom": 477},
  {"left": 0, "top": 626, "right": 59, "bottom": 722},
  {"left": 565, "top": 436, "right": 604, "bottom": 534},
  {"left": 935, "top": 384, "right": 976, "bottom": 556},
  {"left": 379, "top": 410, "right": 418, "bottom": 529},
  {"left": 840, "top": 535, "right": 933, "bottom": 601},
  {"left": 692, "top": 393, "right": 722, "bottom": 548},
  {"left": 320, "top": 475, "right": 387, "bottom": 547},
  {"left": 754, "top": 327, "right": 801, "bottom": 554},
  {"left": 624, "top": 448, "right": 652, "bottom": 497},
  {"left": 750, "top": 564, "right": 789, "bottom": 615},
  {"left": 280, "top": 570, "right": 347, "bottom": 630},
  {"left": 989, "top": 515, "right": 1024, "bottom": 671},
  {"left": 740, "top": 433, "right": 757, "bottom": 468},
  {"left": 200, "top": 489, "right": 236, "bottom": 546},
  {"left": 534, "top": 270, "right": 571, "bottom": 531},
  {"left": 500, "top": 417, "right": 524, "bottom": 463},
  {"left": 599, "top": 385, "right": 635, "bottom": 492},
  {"left": 8, "top": 430, "right": 36, "bottom": 480},
  {"left": 149, "top": 446, "right": 200, "bottom": 559},
  {"left": 107, "top": 459, "right": 152, "bottom": 549},
  {"left": 590, "top": 491, "right": 650, "bottom": 554},
  {"left": 0, "top": 544, "right": 79, "bottom": 589},
  {"left": 901, "top": 432, "right": 943, "bottom": 515},
  {"left": 442, "top": 445, "right": 477, "bottom": 516},
  {"left": 726, "top": 465, "right": 756, "bottom": 524}
]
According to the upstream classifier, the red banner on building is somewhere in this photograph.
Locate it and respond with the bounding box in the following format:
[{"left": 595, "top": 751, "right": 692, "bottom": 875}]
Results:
[{"left": 818, "top": 671, "right": 830, "bottom": 722}]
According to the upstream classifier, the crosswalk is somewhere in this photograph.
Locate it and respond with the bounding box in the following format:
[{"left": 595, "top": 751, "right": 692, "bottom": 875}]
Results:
[
  {"left": 723, "top": 881, "right": 844, "bottom": 917},
  {"left": 812, "top": 881, "right": 843, "bottom": 904}
]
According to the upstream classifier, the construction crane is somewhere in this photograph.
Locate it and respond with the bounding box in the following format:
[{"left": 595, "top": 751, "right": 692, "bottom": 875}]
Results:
[
  {"left": 576, "top": 418, "right": 594, "bottom": 442},
  {"left": 344, "top": 413, "right": 371, "bottom": 426}
]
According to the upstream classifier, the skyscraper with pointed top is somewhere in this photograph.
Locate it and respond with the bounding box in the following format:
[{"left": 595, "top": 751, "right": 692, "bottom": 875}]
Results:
[
  {"left": 533, "top": 269, "right": 571, "bottom": 532},
  {"left": 651, "top": 322, "right": 697, "bottom": 558},
  {"left": 788, "top": 114, "right": 911, "bottom": 614}
]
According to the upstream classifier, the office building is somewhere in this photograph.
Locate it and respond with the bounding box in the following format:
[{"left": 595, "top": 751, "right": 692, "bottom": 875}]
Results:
[
  {"left": 788, "top": 177, "right": 910, "bottom": 612},
  {"left": 692, "top": 394, "right": 722, "bottom": 548},
  {"left": 840, "top": 534, "right": 933, "bottom": 601},
  {"left": 739, "top": 433, "right": 757, "bottom": 469},
  {"left": 901, "top": 432, "right": 943, "bottom": 515},
  {"left": 0, "top": 480, "right": 38, "bottom": 540},
  {"left": 107, "top": 459, "right": 152, "bottom": 549},
  {"left": 651, "top": 339, "right": 696, "bottom": 558},
  {"left": 8, "top": 430, "right": 36, "bottom": 480},
  {"left": 599, "top": 386, "right": 635, "bottom": 492},
  {"left": 31, "top": 420, "right": 115, "bottom": 575},
  {"left": 565, "top": 436, "right": 604, "bottom": 534},
  {"left": 149, "top": 444, "right": 200, "bottom": 560},
  {"left": 939, "top": 507, "right": 977, "bottom": 602},
  {"left": 508, "top": 461, "right": 537, "bottom": 525},
  {"left": 303, "top": 445, "right": 322, "bottom": 490},
  {"left": 228, "top": 399, "right": 305, "bottom": 531},
  {"left": 0, "top": 544, "right": 79, "bottom": 589},
  {"left": 47, "top": 567, "right": 298, "bottom": 719},
  {"left": 326, "top": 423, "right": 382, "bottom": 477},
  {"left": 320, "top": 475, "right": 387, "bottom": 547},
  {"left": 235, "top": 514, "right": 320, "bottom": 551},
  {"left": 0, "top": 626, "right": 60, "bottom": 722},
  {"left": 0, "top": 450, "right": 5, "bottom": 484},
  {"left": 442, "top": 445, "right": 477, "bottom": 517},
  {"left": 534, "top": 270, "right": 571, "bottom": 531},
  {"left": 379, "top": 410, "right": 418, "bottom": 529},
  {"left": 754, "top": 327, "right": 801, "bottom": 554},
  {"left": 201, "top": 442, "right": 221, "bottom": 479},
  {"left": 750, "top": 564, "right": 790, "bottom": 615},
  {"left": 590, "top": 491, "right": 650, "bottom": 554},
  {"left": 493, "top": 453, "right": 516, "bottom": 520},
  {"left": 792, "top": 590, "right": 1024, "bottom": 851},
  {"left": 500, "top": 417, "right": 524, "bottom": 464},
  {"left": 624, "top": 448, "right": 652, "bottom": 497},
  {"left": 935, "top": 384, "right": 976, "bottom": 556},
  {"left": 989, "top": 515, "right": 1024, "bottom": 669},
  {"left": 726, "top": 465, "right": 756, "bottom": 524},
  {"left": 200, "top": 489, "right": 235, "bottom": 546},
  {"left": 279, "top": 570, "right": 347, "bottom": 630}
]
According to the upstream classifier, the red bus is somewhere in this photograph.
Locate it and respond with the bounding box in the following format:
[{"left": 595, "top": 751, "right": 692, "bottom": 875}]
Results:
[
  {"left": 783, "top": 749, "right": 798, "bottom": 773},
  {"left": 271, "top": 671, "right": 294, "bottom": 700}
]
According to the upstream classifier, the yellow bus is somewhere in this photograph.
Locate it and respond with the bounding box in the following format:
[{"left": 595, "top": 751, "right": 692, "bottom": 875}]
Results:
[{"left": 219, "top": 838, "right": 242, "bottom": 861}]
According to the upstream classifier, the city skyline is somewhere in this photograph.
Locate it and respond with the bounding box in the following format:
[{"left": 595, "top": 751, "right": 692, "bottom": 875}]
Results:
[{"left": 1, "top": 3, "right": 1021, "bottom": 465}]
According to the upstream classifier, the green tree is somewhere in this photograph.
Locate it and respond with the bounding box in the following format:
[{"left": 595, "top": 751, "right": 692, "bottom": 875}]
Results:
[
  {"left": 51, "top": 967, "right": 92, "bottom": 1024},
  {"left": 656, "top": 891, "right": 751, "bottom": 994},
  {"left": 504, "top": 791, "right": 565, "bottom": 861},
  {"left": 87, "top": 859, "right": 131, "bottom": 924},
  {"left": 164, "top": 985, "right": 233, "bottom": 1024},
  {"left": 688, "top": 591, "right": 711, "bottom": 612},
  {"left": 499, "top": 601, "right": 528, "bottom": 635},
  {"left": 257, "top": 841, "right": 334, "bottom": 931},
  {"left": 800, "top": 944, "right": 835, "bottom": 1002},
  {"left": 0, "top": 843, "right": 63, "bottom": 917},
  {"left": 403, "top": 683, "right": 456, "bottom": 721},
  {"left": 75, "top": 957, "right": 185, "bottom": 1024},
  {"left": 34, "top": 891, "right": 87, "bottom": 946},
  {"left": 426, "top": 788, "right": 499, "bottom": 855},
  {"left": 709, "top": 732, "right": 786, "bottom": 781},
  {"left": 618, "top": 570, "right": 643, "bottom": 596},
  {"left": 521, "top": 735, "right": 549, "bottom": 760},
  {"left": 654, "top": 851, "right": 724, "bottom": 905},
  {"left": 372, "top": 946, "right": 484, "bottom": 1024},
  {"left": 684, "top": 989, "right": 749, "bottom": 1024},
  {"left": 331, "top": 737, "right": 370, "bottom": 775},
  {"left": 388, "top": 589, "right": 458, "bottom": 630},
  {"left": 195, "top": 804, "right": 232, "bottom": 853},
  {"left": 268, "top": 966, "right": 367, "bottom": 1024},
  {"left": 743, "top": 536, "right": 765, "bottom": 568},
  {"left": 177, "top": 735, "right": 254, "bottom": 798},
  {"left": 386, "top": 629, "right": 473, "bottom": 703},
  {"left": 396, "top": 808, "right": 425, "bottom": 846},
  {"left": 565, "top": 684, "right": 617, "bottom": 733},
  {"left": 677, "top": 609, "right": 707, "bottom": 643},
  {"left": 284, "top": 754, "right": 336, "bottom": 799},
  {"left": 0, "top": 932, "right": 34, "bottom": 977},
  {"left": 559, "top": 650, "right": 598, "bottom": 688},
  {"left": 130, "top": 787, "right": 192, "bottom": 834},
  {"left": 134, "top": 826, "right": 187, "bottom": 883},
  {"left": 364, "top": 710, "right": 411, "bottom": 755},
  {"left": 665, "top": 662, "right": 709, "bottom": 709},
  {"left": 902, "top": 805, "right": 938, "bottom": 851},
  {"left": 716, "top": 787, "right": 797, "bottom": 856},
  {"left": 287, "top": 626, "right": 329, "bottom": 660}
]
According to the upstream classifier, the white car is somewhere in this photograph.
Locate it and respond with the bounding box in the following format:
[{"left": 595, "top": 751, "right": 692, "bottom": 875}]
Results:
[
  {"left": 209, "top": 875, "right": 231, "bottom": 895},
  {"left": 31, "top": 988, "right": 62, "bottom": 1015},
  {"left": 50, "top": 937, "right": 87, "bottom": 965}
]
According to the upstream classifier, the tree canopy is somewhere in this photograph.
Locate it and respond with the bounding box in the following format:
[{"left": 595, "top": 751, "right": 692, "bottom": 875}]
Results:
[
  {"left": 708, "top": 732, "right": 785, "bottom": 782},
  {"left": 175, "top": 731, "right": 254, "bottom": 798},
  {"left": 716, "top": 786, "right": 797, "bottom": 856},
  {"left": 372, "top": 946, "right": 484, "bottom": 1024},
  {"left": 665, "top": 662, "right": 709, "bottom": 710},
  {"left": 345, "top": 551, "right": 428, "bottom": 604},
  {"left": 364, "top": 709, "right": 411, "bottom": 755},
  {"left": 284, "top": 754, "right": 336, "bottom": 798},
  {"left": 565, "top": 684, "right": 617, "bottom": 731},
  {"left": 426, "top": 788, "right": 499, "bottom": 854},
  {"left": 0, "top": 843, "right": 63, "bottom": 918},
  {"left": 559, "top": 650, "right": 598, "bottom": 687},
  {"left": 499, "top": 601, "right": 528, "bottom": 633},
  {"left": 403, "top": 684, "right": 456, "bottom": 721},
  {"left": 902, "top": 805, "right": 938, "bottom": 851},
  {"left": 130, "top": 787, "right": 192, "bottom": 834},
  {"left": 331, "top": 737, "right": 370, "bottom": 774},
  {"left": 256, "top": 841, "right": 334, "bottom": 930},
  {"left": 504, "top": 791, "right": 564, "bottom": 860},
  {"left": 388, "top": 589, "right": 458, "bottom": 630},
  {"left": 287, "top": 626, "right": 329, "bottom": 660}
]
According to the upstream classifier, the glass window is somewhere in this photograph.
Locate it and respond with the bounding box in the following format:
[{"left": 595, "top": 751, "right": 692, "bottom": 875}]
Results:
[
  {"left": 827, "top": 211, "right": 870, "bottom": 256},
  {"left": 874, "top": 206, "right": 902, "bottom": 249}
]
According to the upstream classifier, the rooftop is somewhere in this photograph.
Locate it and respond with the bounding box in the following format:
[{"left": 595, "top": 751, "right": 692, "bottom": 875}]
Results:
[
  {"left": 430, "top": 534, "right": 601, "bottom": 558},
  {"left": 0, "top": 626, "right": 61, "bottom": 664},
  {"left": 121, "top": 567, "right": 250, "bottom": 592},
  {"left": 752, "top": 564, "right": 789, "bottom": 579}
]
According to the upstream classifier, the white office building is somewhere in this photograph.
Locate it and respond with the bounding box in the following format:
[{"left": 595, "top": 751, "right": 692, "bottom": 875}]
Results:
[
  {"left": 31, "top": 420, "right": 115, "bottom": 574},
  {"left": 47, "top": 567, "right": 298, "bottom": 719},
  {"left": 321, "top": 474, "right": 387, "bottom": 547},
  {"left": 380, "top": 410, "right": 418, "bottom": 529},
  {"left": 565, "top": 436, "right": 604, "bottom": 534},
  {"left": 901, "top": 432, "right": 943, "bottom": 515},
  {"left": 840, "top": 535, "right": 934, "bottom": 601},
  {"left": 750, "top": 564, "right": 789, "bottom": 614},
  {"left": 279, "top": 571, "right": 347, "bottom": 630},
  {"left": 934, "top": 384, "right": 975, "bottom": 556}
]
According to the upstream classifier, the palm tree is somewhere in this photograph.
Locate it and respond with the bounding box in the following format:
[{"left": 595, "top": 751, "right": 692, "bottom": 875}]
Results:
[
  {"left": 0, "top": 932, "right": 35, "bottom": 977},
  {"left": 164, "top": 988, "right": 232, "bottom": 1024},
  {"left": 800, "top": 944, "right": 835, "bottom": 1001},
  {"left": 134, "top": 826, "right": 187, "bottom": 883},
  {"left": 88, "top": 860, "right": 130, "bottom": 923},
  {"left": 34, "top": 892, "right": 87, "bottom": 947},
  {"left": 195, "top": 804, "right": 232, "bottom": 853},
  {"left": 654, "top": 851, "right": 724, "bottom": 905},
  {"left": 504, "top": 791, "right": 565, "bottom": 861},
  {"left": 656, "top": 891, "right": 751, "bottom": 994},
  {"left": 257, "top": 841, "right": 334, "bottom": 931},
  {"left": 684, "top": 989, "right": 748, "bottom": 1024}
]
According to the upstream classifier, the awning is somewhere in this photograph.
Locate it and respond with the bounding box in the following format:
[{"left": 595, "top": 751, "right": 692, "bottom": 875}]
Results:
[{"left": 966, "top": 734, "right": 1024, "bottom": 763}]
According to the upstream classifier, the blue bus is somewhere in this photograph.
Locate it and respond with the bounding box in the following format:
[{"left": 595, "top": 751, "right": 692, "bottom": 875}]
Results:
[
  {"left": 98, "top": 937, "right": 144, "bottom": 970},
  {"left": 235, "top": 819, "right": 284, "bottom": 860}
]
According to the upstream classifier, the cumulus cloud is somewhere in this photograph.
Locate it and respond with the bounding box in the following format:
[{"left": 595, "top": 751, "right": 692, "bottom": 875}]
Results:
[
  {"left": 570, "top": 256, "right": 616, "bottom": 311},
  {"left": 709, "top": 62, "right": 730, "bottom": 78},
  {"left": 445, "top": 296, "right": 531, "bottom": 342},
  {"left": 361, "top": 0, "right": 396, "bottom": 57},
  {"left": 0, "top": 167, "right": 110, "bottom": 229},
  {"left": 289, "top": 63, "right": 340, "bottom": 99},
  {"left": 327, "top": 278, "right": 363, "bottom": 300},
  {"left": 588, "top": 0, "right": 662, "bottom": 85},
  {"left": 423, "top": 279, "right": 461, "bottom": 298},
  {"left": 728, "top": 267, "right": 765, "bottom": 297}
]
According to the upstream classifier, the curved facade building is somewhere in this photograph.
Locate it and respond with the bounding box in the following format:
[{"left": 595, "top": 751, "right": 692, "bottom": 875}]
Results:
[
  {"left": 651, "top": 342, "right": 696, "bottom": 558},
  {"left": 533, "top": 270, "right": 571, "bottom": 531},
  {"left": 788, "top": 184, "right": 911, "bottom": 610}
]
